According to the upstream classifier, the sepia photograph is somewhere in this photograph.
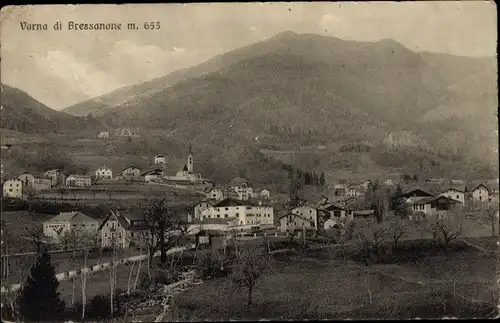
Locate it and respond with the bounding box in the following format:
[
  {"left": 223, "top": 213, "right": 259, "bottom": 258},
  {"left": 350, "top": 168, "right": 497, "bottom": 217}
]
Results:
[{"left": 0, "top": 2, "right": 498, "bottom": 321}]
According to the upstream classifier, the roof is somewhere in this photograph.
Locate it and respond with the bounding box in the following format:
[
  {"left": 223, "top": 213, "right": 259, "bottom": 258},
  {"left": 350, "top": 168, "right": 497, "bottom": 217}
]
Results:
[
  {"left": 122, "top": 166, "right": 140, "bottom": 171},
  {"left": 352, "top": 210, "right": 375, "bottom": 217},
  {"left": 213, "top": 197, "right": 247, "bottom": 207},
  {"left": 98, "top": 210, "right": 148, "bottom": 231},
  {"left": 141, "top": 169, "right": 163, "bottom": 176},
  {"left": 401, "top": 188, "right": 435, "bottom": 198},
  {"left": 155, "top": 154, "right": 165, "bottom": 158},
  {"left": 441, "top": 186, "right": 466, "bottom": 193},
  {"left": 412, "top": 196, "right": 459, "bottom": 206},
  {"left": 44, "top": 211, "right": 98, "bottom": 224},
  {"left": 195, "top": 199, "right": 218, "bottom": 207},
  {"left": 67, "top": 174, "right": 91, "bottom": 178},
  {"left": 333, "top": 184, "right": 348, "bottom": 190},
  {"left": 471, "top": 184, "right": 491, "bottom": 193},
  {"left": 322, "top": 203, "right": 346, "bottom": 211}
]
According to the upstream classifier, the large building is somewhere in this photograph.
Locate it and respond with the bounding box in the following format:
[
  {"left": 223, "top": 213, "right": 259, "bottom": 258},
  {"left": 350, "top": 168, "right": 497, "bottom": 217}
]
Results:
[
  {"left": 439, "top": 187, "right": 465, "bottom": 205},
  {"left": 44, "top": 169, "right": 67, "bottom": 187},
  {"left": 66, "top": 175, "right": 92, "bottom": 187},
  {"left": 2, "top": 178, "right": 23, "bottom": 198},
  {"left": 471, "top": 184, "right": 490, "bottom": 202},
  {"left": 43, "top": 211, "right": 99, "bottom": 241},
  {"left": 199, "top": 198, "right": 274, "bottom": 226},
  {"left": 410, "top": 196, "right": 459, "bottom": 219},
  {"left": 18, "top": 173, "right": 52, "bottom": 192}
]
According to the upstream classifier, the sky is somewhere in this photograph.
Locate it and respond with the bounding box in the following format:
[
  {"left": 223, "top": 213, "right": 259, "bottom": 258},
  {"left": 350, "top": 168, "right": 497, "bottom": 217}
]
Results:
[{"left": 1, "top": 2, "right": 497, "bottom": 110}]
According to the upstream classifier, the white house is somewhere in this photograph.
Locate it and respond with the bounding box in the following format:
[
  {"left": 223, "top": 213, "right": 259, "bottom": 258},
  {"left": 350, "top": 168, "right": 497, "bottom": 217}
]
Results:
[
  {"left": 205, "top": 188, "right": 224, "bottom": 201},
  {"left": 121, "top": 166, "right": 140, "bottom": 179},
  {"left": 154, "top": 154, "right": 166, "bottom": 164},
  {"left": 44, "top": 169, "right": 66, "bottom": 187},
  {"left": 95, "top": 167, "right": 113, "bottom": 181},
  {"left": 194, "top": 199, "right": 218, "bottom": 220},
  {"left": 98, "top": 210, "right": 148, "bottom": 248},
  {"left": 66, "top": 175, "right": 91, "bottom": 187},
  {"left": 98, "top": 131, "right": 110, "bottom": 139},
  {"left": 43, "top": 211, "right": 99, "bottom": 241},
  {"left": 410, "top": 196, "right": 459, "bottom": 219},
  {"left": 279, "top": 212, "right": 315, "bottom": 233},
  {"left": 471, "top": 184, "right": 490, "bottom": 202},
  {"left": 260, "top": 189, "right": 270, "bottom": 200},
  {"left": 200, "top": 198, "right": 274, "bottom": 226},
  {"left": 291, "top": 205, "right": 319, "bottom": 229},
  {"left": 141, "top": 169, "right": 163, "bottom": 182},
  {"left": 2, "top": 179, "right": 23, "bottom": 198},
  {"left": 439, "top": 188, "right": 465, "bottom": 205},
  {"left": 233, "top": 183, "right": 254, "bottom": 201}
]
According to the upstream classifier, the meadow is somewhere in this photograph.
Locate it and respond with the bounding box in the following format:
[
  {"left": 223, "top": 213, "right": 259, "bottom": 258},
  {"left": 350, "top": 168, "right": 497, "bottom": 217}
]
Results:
[{"left": 171, "top": 238, "right": 498, "bottom": 320}]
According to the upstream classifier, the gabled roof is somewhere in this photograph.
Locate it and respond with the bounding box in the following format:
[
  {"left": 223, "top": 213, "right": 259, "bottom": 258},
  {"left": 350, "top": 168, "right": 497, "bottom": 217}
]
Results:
[
  {"left": 412, "top": 195, "right": 459, "bottom": 206},
  {"left": 141, "top": 169, "right": 163, "bottom": 176},
  {"left": 213, "top": 197, "right": 247, "bottom": 207},
  {"left": 98, "top": 210, "right": 148, "bottom": 231},
  {"left": 441, "top": 186, "right": 466, "bottom": 194},
  {"left": 401, "top": 188, "right": 435, "bottom": 198},
  {"left": 122, "top": 166, "right": 140, "bottom": 172},
  {"left": 154, "top": 154, "right": 165, "bottom": 158},
  {"left": 67, "top": 174, "right": 91, "bottom": 178},
  {"left": 44, "top": 211, "right": 98, "bottom": 224},
  {"left": 322, "top": 203, "right": 346, "bottom": 211},
  {"left": 195, "top": 199, "right": 218, "bottom": 207},
  {"left": 472, "top": 184, "right": 491, "bottom": 193}
]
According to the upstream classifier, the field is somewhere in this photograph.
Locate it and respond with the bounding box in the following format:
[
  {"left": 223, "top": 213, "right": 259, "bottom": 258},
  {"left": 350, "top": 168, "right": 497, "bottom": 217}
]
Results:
[
  {"left": 171, "top": 239, "right": 498, "bottom": 320},
  {"left": 32, "top": 182, "right": 205, "bottom": 207}
]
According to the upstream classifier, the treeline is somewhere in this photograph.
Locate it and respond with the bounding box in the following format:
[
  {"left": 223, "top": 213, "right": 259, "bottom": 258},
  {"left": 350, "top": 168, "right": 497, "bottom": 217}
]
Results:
[{"left": 282, "top": 164, "right": 326, "bottom": 187}]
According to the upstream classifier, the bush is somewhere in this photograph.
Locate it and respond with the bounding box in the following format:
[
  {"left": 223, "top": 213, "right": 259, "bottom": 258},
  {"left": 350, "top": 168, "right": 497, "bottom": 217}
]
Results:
[
  {"left": 86, "top": 295, "right": 113, "bottom": 319},
  {"left": 195, "top": 251, "right": 232, "bottom": 279}
]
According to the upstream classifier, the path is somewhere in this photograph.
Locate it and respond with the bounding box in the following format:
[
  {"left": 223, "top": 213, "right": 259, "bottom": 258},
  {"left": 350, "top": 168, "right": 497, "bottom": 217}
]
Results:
[{"left": 0, "top": 244, "right": 195, "bottom": 294}]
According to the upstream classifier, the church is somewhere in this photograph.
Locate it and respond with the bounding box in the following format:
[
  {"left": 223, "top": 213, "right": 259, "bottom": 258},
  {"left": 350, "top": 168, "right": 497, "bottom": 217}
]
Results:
[{"left": 165, "top": 144, "right": 205, "bottom": 183}]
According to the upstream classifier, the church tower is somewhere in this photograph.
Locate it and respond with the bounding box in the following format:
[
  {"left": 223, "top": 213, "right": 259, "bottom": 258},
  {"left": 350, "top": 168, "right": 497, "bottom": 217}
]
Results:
[{"left": 187, "top": 143, "right": 193, "bottom": 173}]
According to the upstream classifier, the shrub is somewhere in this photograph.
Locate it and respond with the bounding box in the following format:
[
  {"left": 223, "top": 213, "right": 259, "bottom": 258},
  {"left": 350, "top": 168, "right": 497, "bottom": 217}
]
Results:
[{"left": 86, "top": 295, "right": 113, "bottom": 319}]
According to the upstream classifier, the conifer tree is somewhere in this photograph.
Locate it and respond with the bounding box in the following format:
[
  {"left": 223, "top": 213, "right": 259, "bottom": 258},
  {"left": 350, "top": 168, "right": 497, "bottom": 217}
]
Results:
[
  {"left": 320, "top": 172, "right": 326, "bottom": 187},
  {"left": 18, "top": 250, "right": 65, "bottom": 322}
]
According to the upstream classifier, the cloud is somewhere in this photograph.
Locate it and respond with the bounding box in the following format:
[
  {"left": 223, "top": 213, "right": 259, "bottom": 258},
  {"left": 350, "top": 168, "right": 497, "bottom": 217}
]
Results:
[{"left": 319, "top": 14, "right": 341, "bottom": 27}]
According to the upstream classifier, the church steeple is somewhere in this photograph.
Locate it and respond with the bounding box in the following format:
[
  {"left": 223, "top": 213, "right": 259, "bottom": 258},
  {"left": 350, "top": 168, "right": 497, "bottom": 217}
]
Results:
[{"left": 187, "top": 143, "right": 193, "bottom": 173}]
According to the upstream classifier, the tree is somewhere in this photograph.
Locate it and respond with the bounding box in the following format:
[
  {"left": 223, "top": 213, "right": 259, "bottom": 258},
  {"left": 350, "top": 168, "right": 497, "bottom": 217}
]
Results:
[
  {"left": 59, "top": 229, "right": 82, "bottom": 306},
  {"left": 365, "top": 180, "right": 390, "bottom": 223},
  {"left": 18, "top": 250, "right": 65, "bottom": 322},
  {"left": 385, "top": 216, "right": 407, "bottom": 250},
  {"left": 24, "top": 225, "right": 45, "bottom": 255},
  {"left": 231, "top": 246, "right": 272, "bottom": 307},
  {"left": 428, "top": 209, "right": 465, "bottom": 255},
  {"left": 79, "top": 231, "right": 100, "bottom": 320},
  {"left": 480, "top": 202, "right": 499, "bottom": 237},
  {"left": 389, "top": 185, "right": 411, "bottom": 218},
  {"left": 142, "top": 198, "right": 188, "bottom": 265},
  {"left": 319, "top": 172, "right": 326, "bottom": 187}
]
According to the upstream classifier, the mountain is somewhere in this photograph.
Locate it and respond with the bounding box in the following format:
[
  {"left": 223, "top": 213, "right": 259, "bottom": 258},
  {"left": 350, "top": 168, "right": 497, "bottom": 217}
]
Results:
[
  {"left": 0, "top": 84, "right": 103, "bottom": 134},
  {"left": 68, "top": 31, "right": 498, "bottom": 182}
]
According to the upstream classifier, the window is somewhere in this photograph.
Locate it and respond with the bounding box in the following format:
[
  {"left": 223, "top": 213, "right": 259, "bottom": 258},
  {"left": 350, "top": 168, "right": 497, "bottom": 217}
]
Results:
[
  {"left": 217, "top": 214, "right": 220, "bottom": 218},
  {"left": 225, "top": 207, "right": 229, "bottom": 211},
  {"left": 224, "top": 214, "right": 228, "bottom": 218},
  {"left": 456, "top": 195, "right": 459, "bottom": 199}
]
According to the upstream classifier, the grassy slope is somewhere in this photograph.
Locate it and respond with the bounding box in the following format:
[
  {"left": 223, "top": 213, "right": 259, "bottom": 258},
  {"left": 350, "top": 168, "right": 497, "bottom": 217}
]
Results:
[{"left": 172, "top": 245, "right": 497, "bottom": 320}]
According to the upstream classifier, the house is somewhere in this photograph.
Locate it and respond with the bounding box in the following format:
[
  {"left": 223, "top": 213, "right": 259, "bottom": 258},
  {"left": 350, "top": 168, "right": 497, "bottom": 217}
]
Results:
[
  {"left": 194, "top": 199, "right": 218, "bottom": 220},
  {"left": 322, "top": 203, "right": 348, "bottom": 219},
  {"left": 195, "top": 229, "right": 229, "bottom": 251},
  {"left": 333, "top": 184, "right": 348, "bottom": 197},
  {"left": 401, "top": 188, "right": 435, "bottom": 204},
  {"left": 279, "top": 212, "right": 315, "bottom": 234},
  {"left": 98, "top": 210, "right": 149, "bottom": 248},
  {"left": 154, "top": 154, "right": 166, "bottom": 164},
  {"left": 121, "top": 166, "right": 140, "bottom": 179},
  {"left": 95, "top": 167, "right": 113, "bottom": 181},
  {"left": 98, "top": 131, "right": 110, "bottom": 139},
  {"left": 43, "top": 211, "right": 99, "bottom": 241},
  {"left": 205, "top": 187, "right": 224, "bottom": 201},
  {"left": 260, "top": 189, "right": 271, "bottom": 200},
  {"left": 43, "top": 169, "right": 66, "bottom": 187},
  {"left": 232, "top": 182, "right": 254, "bottom": 201},
  {"left": 323, "top": 218, "right": 344, "bottom": 230},
  {"left": 66, "top": 175, "right": 91, "bottom": 187},
  {"left": 18, "top": 173, "right": 52, "bottom": 192},
  {"left": 439, "top": 187, "right": 465, "bottom": 205},
  {"left": 2, "top": 179, "right": 23, "bottom": 198},
  {"left": 141, "top": 169, "right": 163, "bottom": 182},
  {"left": 410, "top": 196, "right": 459, "bottom": 219},
  {"left": 199, "top": 197, "right": 274, "bottom": 226},
  {"left": 471, "top": 184, "right": 490, "bottom": 202},
  {"left": 346, "top": 185, "right": 363, "bottom": 198}
]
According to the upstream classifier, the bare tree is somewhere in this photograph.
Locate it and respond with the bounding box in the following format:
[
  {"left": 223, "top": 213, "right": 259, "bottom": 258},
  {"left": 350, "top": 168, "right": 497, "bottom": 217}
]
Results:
[
  {"left": 428, "top": 210, "right": 465, "bottom": 255},
  {"left": 143, "top": 197, "right": 188, "bottom": 265},
  {"left": 231, "top": 245, "right": 272, "bottom": 307},
  {"left": 370, "top": 224, "right": 387, "bottom": 263},
  {"left": 59, "top": 229, "right": 82, "bottom": 306},
  {"left": 385, "top": 216, "right": 407, "bottom": 250},
  {"left": 23, "top": 225, "right": 45, "bottom": 255},
  {"left": 481, "top": 202, "right": 499, "bottom": 237},
  {"left": 79, "top": 231, "right": 100, "bottom": 320}
]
